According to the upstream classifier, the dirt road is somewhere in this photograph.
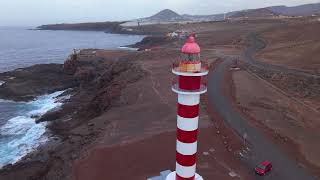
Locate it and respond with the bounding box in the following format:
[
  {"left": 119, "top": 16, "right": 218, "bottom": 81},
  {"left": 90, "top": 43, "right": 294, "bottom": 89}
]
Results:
[{"left": 207, "top": 58, "right": 317, "bottom": 180}]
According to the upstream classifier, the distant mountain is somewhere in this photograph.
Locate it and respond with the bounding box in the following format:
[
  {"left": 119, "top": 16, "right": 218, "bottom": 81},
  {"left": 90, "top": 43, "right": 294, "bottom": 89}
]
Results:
[
  {"left": 126, "top": 3, "right": 320, "bottom": 26},
  {"left": 230, "top": 8, "right": 278, "bottom": 18},
  {"left": 142, "top": 9, "right": 189, "bottom": 22},
  {"left": 39, "top": 2, "right": 320, "bottom": 30},
  {"left": 182, "top": 14, "right": 224, "bottom": 21},
  {"left": 135, "top": 9, "right": 235, "bottom": 24},
  {"left": 268, "top": 3, "right": 320, "bottom": 16}
]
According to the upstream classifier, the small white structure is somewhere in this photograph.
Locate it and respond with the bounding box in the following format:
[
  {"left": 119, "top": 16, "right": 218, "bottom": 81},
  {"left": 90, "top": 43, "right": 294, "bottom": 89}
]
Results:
[
  {"left": 168, "top": 32, "right": 179, "bottom": 38},
  {"left": 0, "top": 81, "right": 5, "bottom": 86},
  {"left": 148, "top": 170, "right": 172, "bottom": 180}
]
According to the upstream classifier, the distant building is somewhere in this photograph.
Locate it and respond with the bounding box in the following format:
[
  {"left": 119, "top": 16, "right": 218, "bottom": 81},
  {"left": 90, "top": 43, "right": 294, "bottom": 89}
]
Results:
[
  {"left": 167, "top": 32, "right": 179, "bottom": 38},
  {"left": 167, "top": 30, "right": 189, "bottom": 39},
  {"left": 275, "top": 15, "right": 290, "bottom": 19}
]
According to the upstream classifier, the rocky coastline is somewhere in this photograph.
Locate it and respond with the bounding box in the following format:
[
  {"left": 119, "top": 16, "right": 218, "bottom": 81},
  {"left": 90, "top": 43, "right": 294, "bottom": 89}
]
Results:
[
  {"left": 0, "top": 64, "right": 76, "bottom": 102},
  {"left": 36, "top": 22, "right": 171, "bottom": 35},
  {"left": 0, "top": 35, "right": 167, "bottom": 179}
]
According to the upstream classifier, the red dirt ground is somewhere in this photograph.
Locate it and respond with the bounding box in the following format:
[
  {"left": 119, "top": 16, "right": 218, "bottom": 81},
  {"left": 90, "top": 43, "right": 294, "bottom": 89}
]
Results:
[
  {"left": 73, "top": 127, "right": 253, "bottom": 180},
  {"left": 229, "top": 68, "right": 320, "bottom": 177},
  {"left": 72, "top": 50, "right": 254, "bottom": 180},
  {"left": 256, "top": 22, "right": 320, "bottom": 75}
]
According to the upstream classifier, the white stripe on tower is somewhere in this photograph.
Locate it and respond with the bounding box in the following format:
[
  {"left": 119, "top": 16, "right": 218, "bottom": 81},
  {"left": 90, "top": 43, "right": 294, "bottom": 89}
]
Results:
[
  {"left": 178, "top": 94, "right": 200, "bottom": 106},
  {"left": 176, "top": 140, "right": 198, "bottom": 155},
  {"left": 176, "top": 163, "right": 197, "bottom": 178},
  {"left": 177, "top": 116, "right": 199, "bottom": 131}
]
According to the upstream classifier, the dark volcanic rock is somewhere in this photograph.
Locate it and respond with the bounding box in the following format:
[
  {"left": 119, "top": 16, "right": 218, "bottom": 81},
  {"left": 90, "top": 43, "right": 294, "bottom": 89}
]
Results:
[
  {"left": 0, "top": 64, "right": 76, "bottom": 101},
  {"left": 37, "top": 22, "right": 124, "bottom": 32},
  {"left": 36, "top": 21, "right": 149, "bottom": 35},
  {"left": 0, "top": 50, "right": 147, "bottom": 180},
  {"left": 36, "top": 107, "right": 64, "bottom": 123},
  {"left": 130, "top": 36, "right": 173, "bottom": 50}
]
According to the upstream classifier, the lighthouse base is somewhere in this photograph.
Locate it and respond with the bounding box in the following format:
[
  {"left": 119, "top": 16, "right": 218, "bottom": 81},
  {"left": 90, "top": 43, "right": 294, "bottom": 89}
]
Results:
[{"left": 166, "top": 172, "right": 203, "bottom": 180}]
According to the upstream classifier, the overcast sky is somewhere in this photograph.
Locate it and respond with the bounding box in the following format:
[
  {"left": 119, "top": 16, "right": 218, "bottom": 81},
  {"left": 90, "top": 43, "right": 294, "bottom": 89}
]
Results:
[{"left": 0, "top": 0, "right": 319, "bottom": 26}]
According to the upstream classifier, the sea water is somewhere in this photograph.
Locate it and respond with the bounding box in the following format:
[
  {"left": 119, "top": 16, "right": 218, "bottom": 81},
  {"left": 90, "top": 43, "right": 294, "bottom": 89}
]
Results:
[
  {"left": 0, "top": 27, "right": 144, "bottom": 72},
  {"left": 0, "top": 27, "right": 144, "bottom": 167},
  {"left": 0, "top": 91, "right": 65, "bottom": 167}
]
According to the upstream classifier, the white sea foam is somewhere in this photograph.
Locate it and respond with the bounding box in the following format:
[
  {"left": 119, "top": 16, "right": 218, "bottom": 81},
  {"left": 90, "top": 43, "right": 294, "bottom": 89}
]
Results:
[
  {"left": 0, "top": 99, "right": 15, "bottom": 103},
  {"left": 0, "top": 91, "right": 66, "bottom": 167},
  {"left": 27, "top": 91, "right": 64, "bottom": 117}
]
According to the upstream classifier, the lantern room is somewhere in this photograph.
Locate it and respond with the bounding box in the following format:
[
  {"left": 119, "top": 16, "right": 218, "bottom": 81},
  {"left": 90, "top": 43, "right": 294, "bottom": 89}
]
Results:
[
  {"left": 180, "top": 36, "right": 201, "bottom": 73},
  {"left": 172, "top": 35, "right": 208, "bottom": 95},
  {"left": 173, "top": 35, "right": 208, "bottom": 73}
]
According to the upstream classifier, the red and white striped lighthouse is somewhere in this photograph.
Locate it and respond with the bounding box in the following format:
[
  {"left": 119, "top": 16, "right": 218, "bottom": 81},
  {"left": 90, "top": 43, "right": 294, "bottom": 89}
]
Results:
[{"left": 166, "top": 35, "right": 208, "bottom": 180}]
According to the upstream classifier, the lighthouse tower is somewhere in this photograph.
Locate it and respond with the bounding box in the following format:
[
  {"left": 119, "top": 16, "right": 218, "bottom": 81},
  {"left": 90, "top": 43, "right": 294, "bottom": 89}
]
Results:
[{"left": 166, "top": 36, "right": 208, "bottom": 180}]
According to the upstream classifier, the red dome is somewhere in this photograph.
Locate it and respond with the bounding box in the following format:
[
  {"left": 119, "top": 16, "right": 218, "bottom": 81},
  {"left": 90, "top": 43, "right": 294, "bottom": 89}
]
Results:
[{"left": 181, "top": 36, "right": 200, "bottom": 54}]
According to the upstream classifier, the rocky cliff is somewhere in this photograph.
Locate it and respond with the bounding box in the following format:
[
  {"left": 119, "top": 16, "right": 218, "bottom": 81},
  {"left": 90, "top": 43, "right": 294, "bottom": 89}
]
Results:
[{"left": 0, "top": 49, "right": 147, "bottom": 180}]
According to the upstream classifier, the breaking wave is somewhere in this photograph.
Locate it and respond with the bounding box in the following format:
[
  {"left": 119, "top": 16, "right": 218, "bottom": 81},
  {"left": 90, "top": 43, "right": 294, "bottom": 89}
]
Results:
[{"left": 0, "top": 91, "right": 65, "bottom": 168}]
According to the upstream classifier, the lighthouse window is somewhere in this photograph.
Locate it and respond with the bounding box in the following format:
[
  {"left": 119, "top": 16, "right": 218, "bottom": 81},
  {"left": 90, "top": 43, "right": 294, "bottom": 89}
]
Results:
[{"left": 182, "top": 54, "right": 200, "bottom": 62}]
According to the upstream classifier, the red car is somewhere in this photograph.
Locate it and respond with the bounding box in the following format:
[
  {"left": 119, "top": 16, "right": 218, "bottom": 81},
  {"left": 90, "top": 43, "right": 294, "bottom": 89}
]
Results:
[{"left": 255, "top": 161, "right": 272, "bottom": 176}]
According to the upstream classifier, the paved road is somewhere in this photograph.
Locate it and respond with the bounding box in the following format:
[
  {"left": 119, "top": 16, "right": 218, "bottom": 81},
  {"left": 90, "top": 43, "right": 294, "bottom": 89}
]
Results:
[
  {"left": 244, "top": 33, "right": 320, "bottom": 79},
  {"left": 207, "top": 58, "right": 317, "bottom": 180}
]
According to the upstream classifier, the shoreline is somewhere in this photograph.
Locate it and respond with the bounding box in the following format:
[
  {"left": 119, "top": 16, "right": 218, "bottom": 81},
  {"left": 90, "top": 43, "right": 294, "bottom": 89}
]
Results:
[
  {"left": 0, "top": 42, "right": 152, "bottom": 179},
  {"left": 0, "top": 28, "right": 146, "bottom": 74},
  {"left": 0, "top": 31, "right": 217, "bottom": 179},
  {"left": 36, "top": 22, "right": 164, "bottom": 35},
  {"left": 0, "top": 90, "right": 68, "bottom": 168},
  {"left": 0, "top": 31, "right": 151, "bottom": 101},
  {"left": 0, "top": 31, "right": 157, "bottom": 170}
]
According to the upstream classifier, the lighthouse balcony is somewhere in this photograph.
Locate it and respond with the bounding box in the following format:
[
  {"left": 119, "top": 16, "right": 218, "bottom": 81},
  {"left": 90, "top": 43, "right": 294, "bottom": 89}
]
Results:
[
  {"left": 171, "top": 78, "right": 207, "bottom": 95},
  {"left": 172, "top": 60, "right": 209, "bottom": 77}
]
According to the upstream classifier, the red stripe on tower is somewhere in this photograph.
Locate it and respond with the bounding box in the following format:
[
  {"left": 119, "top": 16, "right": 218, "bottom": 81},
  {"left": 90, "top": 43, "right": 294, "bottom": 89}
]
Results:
[
  {"left": 179, "top": 76, "right": 201, "bottom": 90},
  {"left": 176, "top": 151, "right": 197, "bottom": 167},
  {"left": 178, "top": 104, "right": 199, "bottom": 118},
  {"left": 177, "top": 128, "right": 198, "bottom": 143}
]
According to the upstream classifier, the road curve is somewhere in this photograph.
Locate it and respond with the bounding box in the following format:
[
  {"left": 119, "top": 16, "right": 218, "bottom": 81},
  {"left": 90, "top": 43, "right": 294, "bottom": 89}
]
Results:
[
  {"left": 244, "top": 33, "right": 320, "bottom": 79},
  {"left": 207, "top": 58, "right": 316, "bottom": 180}
]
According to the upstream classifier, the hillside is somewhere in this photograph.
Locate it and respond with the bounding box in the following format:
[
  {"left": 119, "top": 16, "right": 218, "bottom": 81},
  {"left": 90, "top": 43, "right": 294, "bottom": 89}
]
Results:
[
  {"left": 256, "top": 22, "right": 320, "bottom": 74},
  {"left": 268, "top": 3, "right": 320, "bottom": 16},
  {"left": 120, "top": 9, "right": 190, "bottom": 26},
  {"left": 182, "top": 14, "right": 224, "bottom": 21},
  {"left": 230, "top": 8, "right": 278, "bottom": 19},
  {"left": 38, "top": 2, "right": 320, "bottom": 30},
  {"left": 144, "top": 9, "right": 189, "bottom": 22}
]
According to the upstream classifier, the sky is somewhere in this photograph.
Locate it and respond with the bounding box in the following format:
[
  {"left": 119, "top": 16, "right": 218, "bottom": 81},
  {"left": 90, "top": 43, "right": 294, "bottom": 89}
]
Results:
[{"left": 0, "top": 0, "right": 319, "bottom": 26}]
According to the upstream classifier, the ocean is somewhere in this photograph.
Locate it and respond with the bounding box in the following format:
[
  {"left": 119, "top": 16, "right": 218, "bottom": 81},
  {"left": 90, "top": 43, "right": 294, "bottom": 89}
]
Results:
[
  {"left": 0, "top": 27, "right": 143, "bottom": 72},
  {"left": 0, "top": 27, "right": 144, "bottom": 167}
]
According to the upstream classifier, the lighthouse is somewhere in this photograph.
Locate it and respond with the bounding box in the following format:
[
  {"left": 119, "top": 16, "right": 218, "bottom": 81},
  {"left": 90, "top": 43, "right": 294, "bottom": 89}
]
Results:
[{"left": 166, "top": 35, "right": 208, "bottom": 180}]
